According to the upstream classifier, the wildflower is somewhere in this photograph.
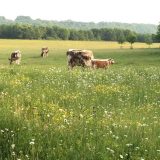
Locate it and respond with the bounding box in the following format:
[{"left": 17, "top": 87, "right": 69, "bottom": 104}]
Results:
[
  {"left": 126, "top": 143, "right": 133, "bottom": 147},
  {"left": 29, "top": 141, "right": 35, "bottom": 145},
  {"left": 80, "top": 114, "right": 83, "bottom": 118},
  {"left": 5, "top": 128, "right": 9, "bottom": 131},
  {"left": 135, "top": 147, "right": 140, "bottom": 150},
  {"left": 59, "top": 109, "right": 63, "bottom": 112},
  {"left": 12, "top": 152, "right": 16, "bottom": 156},
  {"left": 124, "top": 125, "right": 128, "bottom": 128},
  {"left": 1, "top": 130, "right": 4, "bottom": 133},
  {"left": 106, "top": 147, "right": 115, "bottom": 154},
  {"left": 11, "top": 144, "right": 15, "bottom": 149},
  {"left": 120, "top": 155, "right": 123, "bottom": 159}
]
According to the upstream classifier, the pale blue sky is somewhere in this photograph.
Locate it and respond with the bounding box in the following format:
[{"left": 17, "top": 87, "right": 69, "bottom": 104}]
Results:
[{"left": 0, "top": 0, "right": 159, "bottom": 24}]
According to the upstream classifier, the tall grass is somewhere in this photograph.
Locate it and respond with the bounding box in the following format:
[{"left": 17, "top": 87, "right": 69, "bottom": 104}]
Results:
[{"left": 0, "top": 40, "right": 160, "bottom": 159}]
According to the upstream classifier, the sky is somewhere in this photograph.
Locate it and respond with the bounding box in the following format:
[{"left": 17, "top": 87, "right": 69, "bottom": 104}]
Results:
[{"left": 0, "top": 0, "right": 159, "bottom": 24}]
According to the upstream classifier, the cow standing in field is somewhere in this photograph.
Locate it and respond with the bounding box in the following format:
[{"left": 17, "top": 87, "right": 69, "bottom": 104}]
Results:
[
  {"left": 9, "top": 50, "right": 21, "bottom": 65},
  {"left": 41, "top": 47, "right": 49, "bottom": 58},
  {"left": 91, "top": 58, "right": 115, "bottom": 69},
  {"left": 66, "top": 49, "right": 94, "bottom": 69}
]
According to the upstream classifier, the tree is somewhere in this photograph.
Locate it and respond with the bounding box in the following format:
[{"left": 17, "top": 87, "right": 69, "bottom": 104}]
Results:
[
  {"left": 57, "top": 28, "right": 69, "bottom": 40},
  {"left": 144, "top": 35, "right": 153, "bottom": 48},
  {"left": 156, "top": 23, "right": 160, "bottom": 42},
  {"left": 69, "top": 30, "right": 78, "bottom": 40},
  {"left": 127, "top": 33, "right": 137, "bottom": 49},
  {"left": 100, "top": 28, "right": 116, "bottom": 41},
  {"left": 117, "top": 31, "right": 126, "bottom": 48},
  {"left": 91, "top": 29, "right": 101, "bottom": 40}
]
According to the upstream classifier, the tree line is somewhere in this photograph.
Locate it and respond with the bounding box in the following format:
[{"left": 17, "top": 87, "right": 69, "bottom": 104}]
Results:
[
  {"left": 0, "top": 24, "right": 159, "bottom": 44},
  {"left": 0, "top": 16, "right": 157, "bottom": 34},
  {"left": 156, "top": 23, "right": 160, "bottom": 42}
]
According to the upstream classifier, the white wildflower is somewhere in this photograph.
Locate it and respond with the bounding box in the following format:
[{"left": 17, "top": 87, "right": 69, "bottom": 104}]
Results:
[
  {"left": 120, "top": 155, "right": 123, "bottom": 159},
  {"left": 126, "top": 143, "right": 133, "bottom": 147},
  {"left": 11, "top": 144, "right": 15, "bottom": 149},
  {"left": 12, "top": 152, "right": 15, "bottom": 156},
  {"left": 1, "top": 130, "right": 4, "bottom": 133},
  {"left": 80, "top": 114, "right": 83, "bottom": 118},
  {"left": 29, "top": 141, "right": 35, "bottom": 145}
]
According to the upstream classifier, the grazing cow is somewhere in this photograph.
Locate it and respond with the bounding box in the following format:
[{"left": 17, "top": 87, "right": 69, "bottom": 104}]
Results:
[
  {"left": 9, "top": 50, "right": 21, "bottom": 65},
  {"left": 91, "top": 58, "right": 115, "bottom": 69},
  {"left": 41, "top": 47, "right": 49, "bottom": 57},
  {"left": 66, "top": 49, "right": 94, "bottom": 69}
]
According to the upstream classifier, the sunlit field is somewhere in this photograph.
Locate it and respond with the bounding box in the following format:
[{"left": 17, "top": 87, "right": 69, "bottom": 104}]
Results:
[{"left": 0, "top": 40, "right": 160, "bottom": 160}]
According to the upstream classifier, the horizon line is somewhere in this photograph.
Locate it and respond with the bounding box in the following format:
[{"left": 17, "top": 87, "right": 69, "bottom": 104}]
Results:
[{"left": 0, "top": 15, "right": 158, "bottom": 26}]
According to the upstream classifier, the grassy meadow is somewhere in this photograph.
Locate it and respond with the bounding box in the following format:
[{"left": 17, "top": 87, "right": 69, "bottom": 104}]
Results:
[{"left": 0, "top": 39, "right": 160, "bottom": 160}]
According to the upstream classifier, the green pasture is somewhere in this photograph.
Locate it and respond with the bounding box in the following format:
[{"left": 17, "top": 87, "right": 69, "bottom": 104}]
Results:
[
  {"left": 0, "top": 40, "right": 160, "bottom": 160},
  {"left": 0, "top": 39, "right": 160, "bottom": 66}
]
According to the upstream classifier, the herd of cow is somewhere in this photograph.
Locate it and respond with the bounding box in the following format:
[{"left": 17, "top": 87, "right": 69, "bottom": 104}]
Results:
[{"left": 9, "top": 48, "right": 115, "bottom": 69}]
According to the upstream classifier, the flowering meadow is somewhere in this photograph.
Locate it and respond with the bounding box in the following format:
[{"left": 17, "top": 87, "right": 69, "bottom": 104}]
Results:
[{"left": 0, "top": 40, "right": 160, "bottom": 160}]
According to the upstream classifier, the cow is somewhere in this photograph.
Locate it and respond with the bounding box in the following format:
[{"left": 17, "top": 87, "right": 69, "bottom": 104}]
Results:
[
  {"left": 66, "top": 49, "right": 94, "bottom": 69},
  {"left": 41, "top": 47, "right": 49, "bottom": 58},
  {"left": 91, "top": 58, "right": 115, "bottom": 69},
  {"left": 9, "top": 50, "right": 21, "bottom": 65}
]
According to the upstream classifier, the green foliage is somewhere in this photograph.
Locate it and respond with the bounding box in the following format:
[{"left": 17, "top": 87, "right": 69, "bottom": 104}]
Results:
[
  {"left": 0, "top": 16, "right": 157, "bottom": 34},
  {"left": 0, "top": 20, "right": 156, "bottom": 43},
  {"left": 127, "top": 33, "right": 137, "bottom": 49},
  {"left": 117, "top": 31, "right": 126, "bottom": 48},
  {"left": 144, "top": 35, "right": 153, "bottom": 47},
  {"left": 156, "top": 23, "right": 160, "bottom": 42}
]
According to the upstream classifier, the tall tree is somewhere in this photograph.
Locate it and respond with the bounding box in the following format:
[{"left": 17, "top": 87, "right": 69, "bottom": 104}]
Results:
[
  {"left": 144, "top": 34, "right": 153, "bottom": 48},
  {"left": 127, "top": 33, "right": 137, "bottom": 49},
  {"left": 156, "top": 23, "right": 160, "bottom": 42},
  {"left": 117, "top": 31, "right": 126, "bottom": 48}
]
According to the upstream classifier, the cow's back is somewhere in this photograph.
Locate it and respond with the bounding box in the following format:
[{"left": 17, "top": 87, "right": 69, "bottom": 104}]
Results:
[{"left": 66, "top": 49, "right": 94, "bottom": 68}]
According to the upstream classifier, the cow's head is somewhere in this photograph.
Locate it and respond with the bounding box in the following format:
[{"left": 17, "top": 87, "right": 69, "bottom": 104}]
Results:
[{"left": 109, "top": 59, "right": 115, "bottom": 64}]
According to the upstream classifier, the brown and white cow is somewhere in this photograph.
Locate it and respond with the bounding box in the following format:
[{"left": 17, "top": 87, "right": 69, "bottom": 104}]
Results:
[
  {"left": 91, "top": 58, "right": 115, "bottom": 69},
  {"left": 9, "top": 50, "right": 21, "bottom": 65},
  {"left": 66, "top": 49, "right": 94, "bottom": 69},
  {"left": 41, "top": 47, "right": 49, "bottom": 58}
]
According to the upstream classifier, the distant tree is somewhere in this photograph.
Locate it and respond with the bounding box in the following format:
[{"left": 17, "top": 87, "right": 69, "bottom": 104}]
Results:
[
  {"left": 100, "top": 28, "right": 116, "bottom": 41},
  {"left": 144, "top": 35, "right": 153, "bottom": 48},
  {"left": 127, "top": 33, "right": 137, "bottom": 49},
  {"left": 151, "top": 34, "right": 158, "bottom": 43},
  {"left": 87, "top": 30, "right": 94, "bottom": 40},
  {"left": 91, "top": 29, "right": 101, "bottom": 40},
  {"left": 15, "top": 16, "right": 33, "bottom": 24},
  {"left": 136, "top": 33, "right": 146, "bottom": 42},
  {"left": 117, "top": 31, "right": 126, "bottom": 48},
  {"left": 57, "top": 28, "right": 69, "bottom": 40},
  {"left": 45, "top": 26, "right": 58, "bottom": 39},
  {"left": 156, "top": 23, "right": 160, "bottom": 42},
  {"left": 69, "top": 29, "right": 80, "bottom": 40},
  {"left": 77, "top": 30, "right": 87, "bottom": 40}
]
